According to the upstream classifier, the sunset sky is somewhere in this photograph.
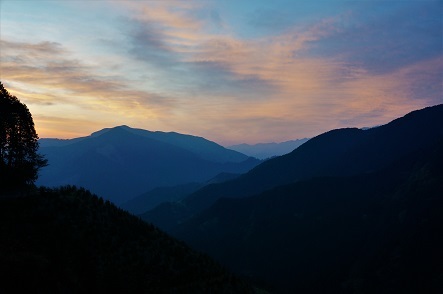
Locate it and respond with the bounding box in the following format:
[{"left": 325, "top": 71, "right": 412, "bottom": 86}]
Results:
[{"left": 1, "top": 0, "right": 441, "bottom": 145}]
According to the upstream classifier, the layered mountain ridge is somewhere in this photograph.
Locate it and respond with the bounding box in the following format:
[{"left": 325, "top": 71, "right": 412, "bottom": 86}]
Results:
[
  {"left": 142, "top": 104, "right": 443, "bottom": 231},
  {"left": 135, "top": 104, "right": 443, "bottom": 293},
  {"left": 228, "top": 138, "right": 309, "bottom": 159},
  {"left": 173, "top": 138, "right": 443, "bottom": 293},
  {"left": 37, "top": 126, "right": 260, "bottom": 204}
]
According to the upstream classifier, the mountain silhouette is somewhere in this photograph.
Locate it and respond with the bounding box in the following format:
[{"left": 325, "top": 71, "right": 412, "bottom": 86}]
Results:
[
  {"left": 37, "top": 126, "right": 259, "bottom": 204},
  {"left": 173, "top": 138, "right": 443, "bottom": 293},
  {"left": 92, "top": 125, "right": 250, "bottom": 163},
  {"left": 228, "top": 138, "right": 309, "bottom": 159},
  {"left": 142, "top": 104, "right": 443, "bottom": 231}
]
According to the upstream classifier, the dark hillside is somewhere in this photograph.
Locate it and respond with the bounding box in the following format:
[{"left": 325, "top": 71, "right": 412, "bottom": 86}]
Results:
[
  {"left": 122, "top": 173, "right": 240, "bottom": 215},
  {"left": 173, "top": 139, "right": 443, "bottom": 293},
  {"left": 0, "top": 186, "right": 256, "bottom": 294}
]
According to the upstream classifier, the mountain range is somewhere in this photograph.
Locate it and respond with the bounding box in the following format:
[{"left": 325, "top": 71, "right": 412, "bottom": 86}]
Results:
[
  {"left": 30, "top": 104, "right": 443, "bottom": 293},
  {"left": 138, "top": 104, "right": 443, "bottom": 293},
  {"left": 121, "top": 172, "right": 240, "bottom": 215},
  {"left": 142, "top": 104, "right": 443, "bottom": 231},
  {"left": 173, "top": 139, "right": 443, "bottom": 293},
  {"left": 37, "top": 126, "right": 260, "bottom": 204},
  {"left": 228, "top": 138, "right": 309, "bottom": 159}
]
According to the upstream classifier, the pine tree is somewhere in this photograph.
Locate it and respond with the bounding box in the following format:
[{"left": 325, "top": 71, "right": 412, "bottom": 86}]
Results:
[{"left": 0, "top": 82, "right": 47, "bottom": 189}]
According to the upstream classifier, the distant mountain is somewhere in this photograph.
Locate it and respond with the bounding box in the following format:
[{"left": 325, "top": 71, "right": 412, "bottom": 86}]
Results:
[
  {"left": 94, "top": 125, "right": 249, "bottom": 163},
  {"left": 141, "top": 104, "right": 443, "bottom": 232},
  {"left": 173, "top": 138, "right": 443, "bottom": 293},
  {"left": 0, "top": 186, "right": 256, "bottom": 293},
  {"left": 39, "top": 137, "right": 86, "bottom": 147},
  {"left": 228, "top": 138, "right": 309, "bottom": 159},
  {"left": 122, "top": 172, "right": 240, "bottom": 215},
  {"left": 121, "top": 183, "right": 201, "bottom": 215},
  {"left": 37, "top": 126, "right": 260, "bottom": 204}
]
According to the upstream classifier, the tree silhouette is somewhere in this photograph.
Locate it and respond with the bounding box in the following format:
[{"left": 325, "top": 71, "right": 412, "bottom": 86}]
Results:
[{"left": 0, "top": 82, "right": 47, "bottom": 189}]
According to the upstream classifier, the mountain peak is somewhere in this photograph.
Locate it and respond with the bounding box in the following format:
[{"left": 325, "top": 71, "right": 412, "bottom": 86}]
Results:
[
  {"left": 115, "top": 125, "right": 131, "bottom": 130},
  {"left": 38, "top": 125, "right": 259, "bottom": 203},
  {"left": 90, "top": 125, "right": 135, "bottom": 137}
]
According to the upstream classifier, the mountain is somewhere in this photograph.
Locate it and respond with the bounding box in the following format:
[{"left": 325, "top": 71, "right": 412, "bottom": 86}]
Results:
[
  {"left": 0, "top": 186, "right": 257, "bottom": 293},
  {"left": 93, "top": 125, "right": 249, "bottom": 163},
  {"left": 141, "top": 104, "right": 443, "bottom": 231},
  {"left": 228, "top": 138, "right": 309, "bottom": 159},
  {"left": 37, "top": 126, "right": 260, "bottom": 204},
  {"left": 39, "top": 137, "right": 86, "bottom": 147},
  {"left": 121, "top": 173, "right": 240, "bottom": 215},
  {"left": 172, "top": 138, "right": 443, "bottom": 293},
  {"left": 121, "top": 183, "right": 201, "bottom": 215}
]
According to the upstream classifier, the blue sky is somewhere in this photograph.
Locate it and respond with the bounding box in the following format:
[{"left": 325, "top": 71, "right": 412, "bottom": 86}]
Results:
[{"left": 1, "top": 0, "right": 441, "bottom": 145}]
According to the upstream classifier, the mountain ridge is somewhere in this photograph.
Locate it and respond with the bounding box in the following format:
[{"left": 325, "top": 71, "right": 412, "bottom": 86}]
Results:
[
  {"left": 37, "top": 125, "right": 260, "bottom": 204},
  {"left": 171, "top": 137, "right": 443, "bottom": 293},
  {"left": 121, "top": 172, "right": 241, "bottom": 215},
  {"left": 91, "top": 125, "right": 249, "bottom": 163},
  {"left": 228, "top": 138, "right": 310, "bottom": 159},
  {"left": 141, "top": 104, "right": 443, "bottom": 231}
]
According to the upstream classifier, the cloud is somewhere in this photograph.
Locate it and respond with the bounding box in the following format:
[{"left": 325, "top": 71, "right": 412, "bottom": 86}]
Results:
[
  {"left": 0, "top": 40, "right": 65, "bottom": 56},
  {"left": 121, "top": 2, "right": 342, "bottom": 104},
  {"left": 304, "top": 1, "right": 442, "bottom": 74},
  {"left": 127, "top": 18, "right": 185, "bottom": 69},
  {"left": 35, "top": 115, "right": 103, "bottom": 139},
  {"left": 0, "top": 39, "right": 180, "bottom": 138},
  {"left": 116, "top": 2, "right": 358, "bottom": 110},
  {"left": 121, "top": 6, "right": 278, "bottom": 101},
  {"left": 183, "top": 9, "right": 441, "bottom": 142},
  {"left": 1, "top": 39, "right": 174, "bottom": 110},
  {"left": 63, "top": 2, "right": 443, "bottom": 142},
  {"left": 209, "top": 10, "right": 224, "bottom": 29},
  {"left": 339, "top": 56, "right": 443, "bottom": 117}
]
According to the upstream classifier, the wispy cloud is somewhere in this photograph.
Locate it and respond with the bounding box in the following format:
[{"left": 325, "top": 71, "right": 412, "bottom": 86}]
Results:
[
  {"left": 121, "top": 5, "right": 278, "bottom": 100},
  {"left": 1, "top": 40, "right": 173, "bottom": 104}
]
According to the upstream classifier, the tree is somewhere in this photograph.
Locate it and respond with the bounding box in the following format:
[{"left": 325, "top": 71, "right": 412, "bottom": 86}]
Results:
[{"left": 0, "top": 81, "right": 47, "bottom": 189}]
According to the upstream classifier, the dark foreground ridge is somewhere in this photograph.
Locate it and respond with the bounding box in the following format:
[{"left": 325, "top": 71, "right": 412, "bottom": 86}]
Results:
[
  {"left": 172, "top": 125, "right": 443, "bottom": 293},
  {"left": 0, "top": 186, "right": 257, "bottom": 294}
]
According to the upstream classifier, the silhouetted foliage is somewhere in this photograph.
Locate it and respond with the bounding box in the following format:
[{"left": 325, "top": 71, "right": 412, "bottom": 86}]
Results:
[{"left": 0, "top": 82, "right": 47, "bottom": 189}]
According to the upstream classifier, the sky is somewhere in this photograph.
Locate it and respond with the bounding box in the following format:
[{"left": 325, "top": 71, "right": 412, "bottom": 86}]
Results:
[{"left": 0, "top": 0, "right": 441, "bottom": 145}]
